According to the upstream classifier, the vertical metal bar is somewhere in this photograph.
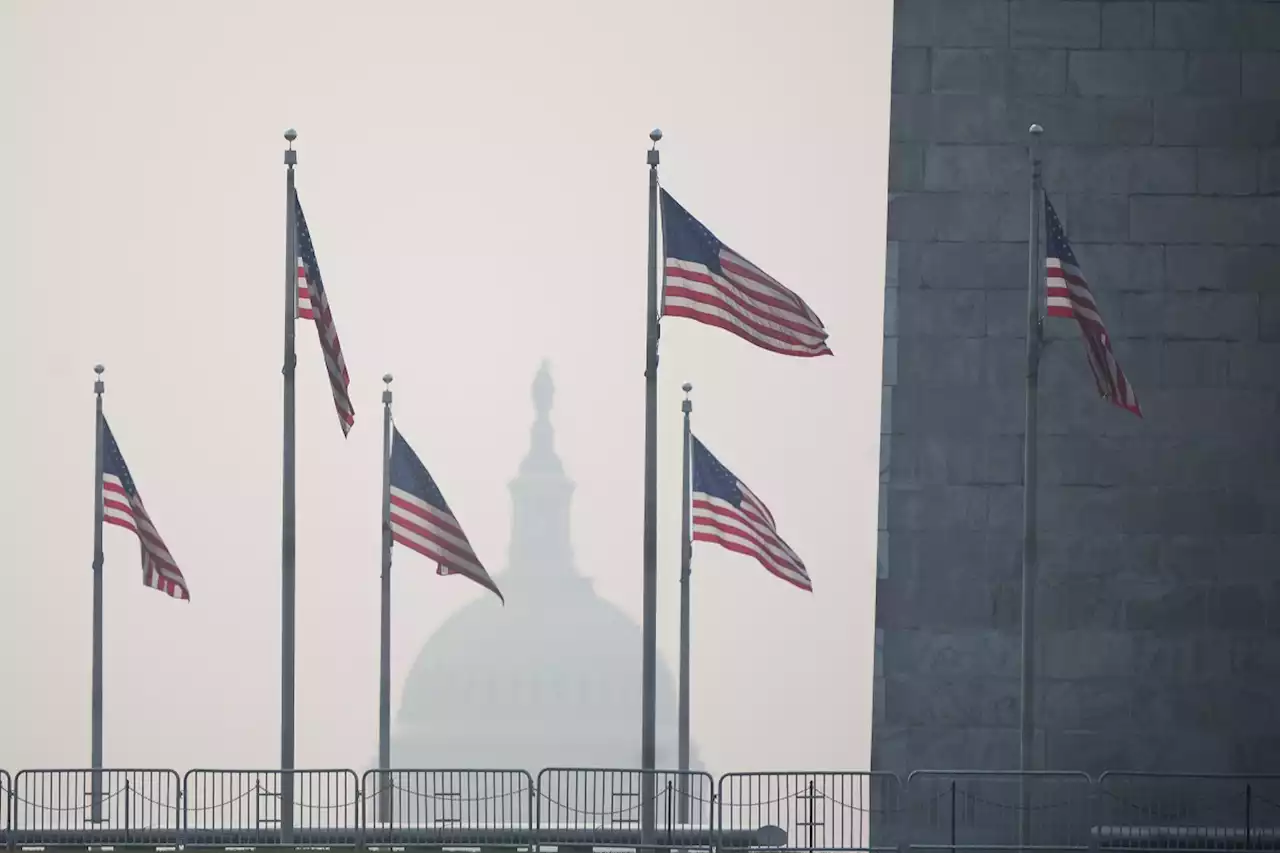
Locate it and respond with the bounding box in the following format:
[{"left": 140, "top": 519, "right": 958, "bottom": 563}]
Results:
[
  {"left": 950, "top": 780, "right": 957, "bottom": 853},
  {"left": 378, "top": 375, "right": 395, "bottom": 825},
  {"left": 1246, "top": 783, "right": 1253, "bottom": 850},
  {"left": 90, "top": 364, "right": 105, "bottom": 824},
  {"left": 641, "top": 127, "right": 663, "bottom": 848},
  {"left": 281, "top": 128, "right": 299, "bottom": 840},
  {"left": 677, "top": 383, "right": 693, "bottom": 825},
  {"left": 1019, "top": 123, "right": 1045, "bottom": 852}
]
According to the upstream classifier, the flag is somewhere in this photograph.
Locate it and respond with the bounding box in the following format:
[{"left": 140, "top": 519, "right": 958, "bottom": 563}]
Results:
[
  {"left": 295, "top": 196, "right": 356, "bottom": 435},
  {"left": 660, "top": 189, "right": 832, "bottom": 358},
  {"left": 1044, "top": 196, "right": 1142, "bottom": 417},
  {"left": 101, "top": 418, "right": 190, "bottom": 601},
  {"left": 690, "top": 435, "right": 812, "bottom": 591},
  {"left": 389, "top": 428, "right": 503, "bottom": 602}
]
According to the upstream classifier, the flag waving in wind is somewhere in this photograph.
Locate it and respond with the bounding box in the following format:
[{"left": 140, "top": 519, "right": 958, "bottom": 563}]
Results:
[
  {"left": 1044, "top": 196, "right": 1141, "bottom": 417},
  {"left": 660, "top": 189, "right": 832, "bottom": 357},
  {"left": 296, "top": 196, "right": 356, "bottom": 435},
  {"left": 101, "top": 418, "right": 190, "bottom": 600},
  {"left": 389, "top": 428, "right": 503, "bottom": 602},
  {"left": 690, "top": 435, "right": 812, "bottom": 591}
]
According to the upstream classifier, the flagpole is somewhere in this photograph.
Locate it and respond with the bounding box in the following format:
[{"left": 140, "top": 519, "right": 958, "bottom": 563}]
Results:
[
  {"left": 641, "top": 126, "right": 662, "bottom": 847},
  {"left": 90, "top": 363, "right": 106, "bottom": 824},
  {"left": 1019, "top": 122, "right": 1044, "bottom": 848},
  {"left": 281, "top": 127, "right": 299, "bottom": 839},
  {"left": 677, "top": 382, "right": 692, "bottom": 825},
  {"left": 378, "top": 373, "right": 394, "bottom": 825}
]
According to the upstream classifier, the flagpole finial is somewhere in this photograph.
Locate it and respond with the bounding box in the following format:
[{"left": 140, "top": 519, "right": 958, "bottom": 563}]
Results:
[
  {"left": 285, "top": 128, "right": 297, "bottom": 144},
  {"left": 93, "top": 363, "right": 104, "bottom": 395},
  {"left": 382, "top": 373, "right": 393, "bottom": 405},
  {"left": 648, "top": 128, "right": 662, "bottom": 167},
  {"left": 650, "top": 128, "right": 663, "bottom": 145},
  {"left": 682, "top": 382, "right": 692, "bottom": 413},
  {"left": 1029, "top": 124, "right": 1044, "bottom": 136},
  {"left": 682, "top": 381, "right": 692, "bottom": 395},
  {"left": 284, "top": 128, "right": 298, "bottom": 166}
]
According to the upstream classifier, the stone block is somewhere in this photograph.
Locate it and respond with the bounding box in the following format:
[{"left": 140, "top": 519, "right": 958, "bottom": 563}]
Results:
[
  {"left": 1186, "top": 52, "right": 1241, "bottom": 96},
  {"left": 1094, "top": 96, "right": 1157, "bottom": 144},
  {"left": 1039, "top": 533, "right": 1160, "bottom": 582},
  {"left": 1059, "top": 194, "right": 1130, "bottom": 242},
  {"left": 1156, "top": 487, "right": 1268, "bottom": 536},
  {"left": 1165, "top": 245, "right": 1280, "bottom": 292},
  {"left": 983, "top": 336, "right": 1025, "bottom": 385},
  {"left": 889, "top": 143, "right": 925, "bottom": 191},
  {"left": 1038, "top": 678, "right": 1132, "bottom": 731},
  {"left": 1154, "top": 2, "right": 1244, "bottom": 50},
  {"left": 1262, "top": 148, "right": 1280, "bottom": 195},
  {"left": 1011, "top": 1, "right": 1101, "bottom": 49},
  {"left": 1037, "top": 576, "right": 1128, "bottom": 630},
  {"left": 894, "top": 0, "right": 1010, "bottom": 48},
  {"left": 1242, "top": 4, "right": 1280, "bottom": 51},
  {"left": 1125, "top": 582, "right": 1208, "bottom": 631},
  {"left": 985, "top": 484, "right": 1024, "bottom": 531},
  {"left": 884, "top": 676, "right": 1020, "bottom": 726},
  {"left": 895, "top": 336, "right": 985, "bottom": 388},
  {"left": 1228, "top": 343, "right": 1280, "bottom": 391},
  {"left": 1043, "top": 630, "right": 1134, "bottom": 678},
  {"left": 885, "top": 484, "right": 990, "bottom": 531},
  {"left": 1039, "top": 433, "right": 1149, "bottom": 487},
  {"left": 1154, "top": 97, "right": 1280, "bottom": 146},
  {"left": 1264, "top": 294, "right": 1280, "bottom": 342},
  {"left": 1131, "top": 631, "right": 1228, "bottom": 680},
  {"left": 923, "top": 144, "right": 1028, "bottom": 192},
  {"left": 1162, "top": 292, "right": 1259, "bottom": 341},
  {"left": 890, "top": 531, "right": 1021, "bottom": 587},
  {"left": 897, "top": 289, "right": 987, "bottom": 336},
  {"left": 892, "top": 384, "right": 1025, "bottom": 436},
  {"left": 918, "top": 241, "right": 1026, "bottom": 290},
  {"left": 889, "top": 192, "right": 1027, "bottom": 242},
  {"left": 1068, "top": 49, "right": 1187, "bottom": 97},
  {"left": 1102, "top": 1, "right": 1153, "bottom": 49},
  {"left": 985, "top": 289, "right": 1025, "bottom": 337},
  {"left": 1130, "top": 196, "right": 1280, "bottom": 244},
  {"left": 892, "top": 47, "right": 930, "bottom": 93},
  {"left": 1039, "top": 485, "right": 1159, "bottom": 535},
  {"left": 1128, "top": 145, "right": 1197, "bottom": 194},
  {"left": 1207, "top": 584, "right": 1268, "bottom": 632},
  {"left": 1197, "top": 148, "right": 1260, "bottom": 195},
  {"left": 882, "top": 628, "right": 1020, "bottom": 678},
  {"left": 1243, "top": 52, "right": 1280, "bottom": 99},
  {"left": 1161, "top": 340, "right": 1231, "bottom": 386},
  {"left": 1073, "top": 243, "right": 1165, "bottom": 292},
  {"left": 931, "top": 48, "right": 1006, "bottom": 94},
  {"left": 1159, "top": 534, "right": 1279, "bottom": 585},
  {"left": 877, "top": 576, "right": 1003, "bottom": 630},
  {"left": 1043, "top": 146, "right": 1131, "bottom": 195},
  {"left": 1011, "top": 49, "right": 1068, "bottom": 94},
  {"left": 1142, "top": 389, "right": 1280, "bottom": 440}
]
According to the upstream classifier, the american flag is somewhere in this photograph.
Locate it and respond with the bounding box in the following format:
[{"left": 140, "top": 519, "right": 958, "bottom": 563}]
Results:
[
  {"left": 690, "top": 434, "right": 812, "bottom": 592},
  {"left": 1044, "top": 196, "right": 1142, "bottom": 417},
  {"left": 101, "top": 417, "right": 190, "bottom": 601},
  {"left": 389, "top": 428, "right": 504, "bottom": 603},
  {"left": 660, "top": 189, "right": 832, "bottom": 358},
  {"left": 295, "top": 196, "right": 355, "bottom": 435}
]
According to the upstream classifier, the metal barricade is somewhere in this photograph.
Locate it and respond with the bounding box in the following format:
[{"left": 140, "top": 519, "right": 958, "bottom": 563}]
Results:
[
  {"left": 536, "top": 767, "right": 717, "bottom": 849},
  {"left": 359, "top": 768, "right": 534, "bottom": 847},
  {"left": 0, "top": 770, "right": 9, "bottom": 840},
  {"left": 182, "top": 768, "right": 361, "bottom": 846},
  {"left": 719, "top": 771, "right": 900, "bottom": 851},
  {"left": 1096, "top": 772, "right": 1280, "bottom": 852},
  {"left": 906, "top": 770, "right": 1093, "bottom": 851},
  {"left": 8, "top": 768, "right": 181, "bottom": 846}
]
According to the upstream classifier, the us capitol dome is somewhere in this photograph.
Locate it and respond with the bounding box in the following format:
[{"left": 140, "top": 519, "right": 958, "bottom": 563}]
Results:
[{"left": 390, "top": 362, "right": 701, "bottom": 774}]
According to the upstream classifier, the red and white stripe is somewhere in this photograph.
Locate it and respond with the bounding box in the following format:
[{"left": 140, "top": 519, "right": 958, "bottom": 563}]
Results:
[
  {"left": 102, "top": 475, "right": 190, "bottom": 601},
  {"left": 389, "top": 486, "right": 503, "bottom": 601},
  {"left": 296, "top": 257, "right": 314, "bottom": 320},
  {"left": 298, "top": 257, "right": 355, "bottom": 435},
  {"left": 692, "top": 481, "right": 812, "bottom": 592},
  {"left": 1046, "top": 256, "right": 1141, "bottom": 417},
  {"left": 664, "top": 247, "right": 832, "bottom": 358}
]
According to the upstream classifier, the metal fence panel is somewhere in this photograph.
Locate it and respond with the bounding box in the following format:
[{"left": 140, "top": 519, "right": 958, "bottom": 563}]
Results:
[
  {"left": 719, "top": 771, "right": 901, "bottom": 851},
  {"left": 359, "top": 769, "right": 534, "bottom": 845},
  {"left": 1096, "top": 772, "right": 1280, "bottom": 852},
  {"left": 906, "top": 770, "right": 1093, "bottom": 852},
  {"left": 182, "top": 769, "right": 360, "bottom": 845},
  {"left": 1, "top": 770, "right": 9, "bottom": 835},
  {"left": 536, "top": 767, "right": 717, "bottom": 848},
  {"left": 8, "top": 769, "right": 181, "bottom": 846}
]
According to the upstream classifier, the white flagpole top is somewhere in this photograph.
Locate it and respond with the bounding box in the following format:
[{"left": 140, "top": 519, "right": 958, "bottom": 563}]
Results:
[
  {"left": 1029, "top": 124, "right": 1044, "bottom": 135},
  {"left": 650, "top": 128, "right": 663, "bottom": 143},
  {"left": 284, "top": 128, "right": 298, "bottom": 142},
  {"left": 682, "top": 382, "right": 692, "bottom": 395},
  {"left": 94, "top": 364, "right": 104, "bottom": 375}
]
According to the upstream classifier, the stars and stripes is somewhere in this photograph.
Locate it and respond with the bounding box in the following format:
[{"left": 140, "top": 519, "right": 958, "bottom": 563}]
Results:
[
  {"left": 690, "top": 435, "right": 812, "bottom": 592},
  {"left": 660, "top": 189, "right": 832, "bottom": 358},
  {"left": 1044, "top": 196, "right": 1142, "bottom": 417},
  {"left": 101, "top": 418, "right": 190, "bottom": 601},
  {"left": 296, "top": 196, "right": 356, "bottom": 435},
  {"left": 389, "top": 428, "right": 504, "bottom": 603}
]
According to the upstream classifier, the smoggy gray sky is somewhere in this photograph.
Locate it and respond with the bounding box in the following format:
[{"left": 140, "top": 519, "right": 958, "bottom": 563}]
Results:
[{"left": 0, "top": 0, "right": 891, "bottom": 774}]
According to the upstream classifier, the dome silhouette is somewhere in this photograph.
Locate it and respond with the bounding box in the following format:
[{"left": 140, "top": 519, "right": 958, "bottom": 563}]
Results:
[{"left": 391, "top": 361, "right": 700, "bottom": 773}]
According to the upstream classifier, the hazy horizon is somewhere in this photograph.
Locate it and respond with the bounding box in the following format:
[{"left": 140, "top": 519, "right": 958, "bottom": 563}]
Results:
[{"left": 0, "top": 0, "right": 892, "bottom": 774}]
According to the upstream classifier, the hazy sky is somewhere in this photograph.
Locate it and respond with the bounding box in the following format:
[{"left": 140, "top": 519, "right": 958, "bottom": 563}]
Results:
[{"left": 0, "top": 1, "right": 891, "bottom": 775}]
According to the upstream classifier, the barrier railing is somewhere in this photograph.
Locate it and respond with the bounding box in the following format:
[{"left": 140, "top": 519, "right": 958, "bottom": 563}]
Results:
[
  {"left": 181, "top": 769, "right": 361, "bottom": 845},
  {"left": 1096, "top": 772, "right": 1280, "bottom": 852},
  {"left": 8, "top": 769, "right": 181, "bottom": 846},
  {"left": 359, "top": 769, "right": 534, "bottom": 846},
  {"left": 719, "top": 771, "right": 902, "bottom": 851},
  {"left": 4, "top": 767, "right": 1280, "bottom": 849}
]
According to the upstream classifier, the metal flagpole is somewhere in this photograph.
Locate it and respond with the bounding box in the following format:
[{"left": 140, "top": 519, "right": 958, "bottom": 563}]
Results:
[
  {"left": 1019, "top": 122, "right": 1045, "bottom": 849},
  {"left": 640, "top": 126, "right": 663, "bottom": 847},
  {"left": 378, "top": 374, "right": 395, "bottom": 825},
  {"left": 677, "top": 382, "right": 693, "bottom": 825},
  {"left": 281, "top": 127, "right": 299, "bottom": 839},
  {"left": 90, "top": 363, "right": 106, "bottom": 824}
]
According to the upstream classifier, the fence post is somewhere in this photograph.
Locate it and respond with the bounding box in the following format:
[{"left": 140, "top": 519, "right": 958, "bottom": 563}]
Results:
[
  {"left": 949, "top": 780, "right": 956, "bottom": 853},
  {"left": 124, "top": 780, "right": 131, "bottom": 839},
  {"left": 665, "top": 780, "right": 675, "bottom": 849},
  {"left": 1246, "top": 783, "right": 1253, "bottom": 850}
]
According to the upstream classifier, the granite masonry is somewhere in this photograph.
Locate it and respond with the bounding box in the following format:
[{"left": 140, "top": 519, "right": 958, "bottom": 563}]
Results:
[{"left": 876, "top": 0, "right": 1280, "bottom": 776}]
